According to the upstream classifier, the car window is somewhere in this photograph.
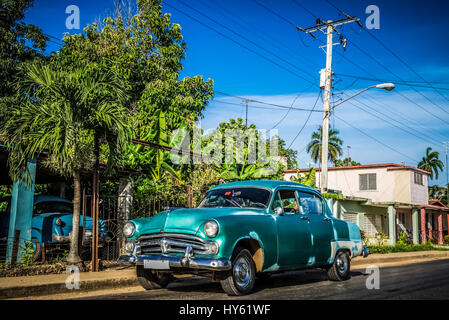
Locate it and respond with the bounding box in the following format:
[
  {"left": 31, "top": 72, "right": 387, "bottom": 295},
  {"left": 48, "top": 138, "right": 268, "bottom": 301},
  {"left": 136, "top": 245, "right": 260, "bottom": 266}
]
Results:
[
  {"left": 199, "top": 187, "right": 270, "bottom": 209},
  {"left": 33, "top": 201, "right": 73, "bottom": 215},
  {"left": 296, "top": 192, "right": 323, "bottom": 215},
  {"left": 272, "top": 190, "right": 300, "bottom": 214}
]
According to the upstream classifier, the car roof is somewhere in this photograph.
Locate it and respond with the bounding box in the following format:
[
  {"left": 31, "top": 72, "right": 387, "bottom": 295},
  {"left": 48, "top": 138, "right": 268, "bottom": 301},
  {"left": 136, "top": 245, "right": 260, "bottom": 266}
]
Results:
[
  {"left": 33, "top": 195, "right": 72, "bottom": 204},
  {"left": 0, "top": 195, "right": 72, "bottom": 205},
  {"left": 209, "top": 180, "right": 318, "bottom": 192}
]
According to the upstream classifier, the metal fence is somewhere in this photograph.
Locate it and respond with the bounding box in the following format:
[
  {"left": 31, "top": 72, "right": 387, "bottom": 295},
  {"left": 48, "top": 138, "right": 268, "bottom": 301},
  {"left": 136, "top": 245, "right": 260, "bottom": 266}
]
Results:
[{"left": 0, "top": 194, "right": 186, "bottom": 266}]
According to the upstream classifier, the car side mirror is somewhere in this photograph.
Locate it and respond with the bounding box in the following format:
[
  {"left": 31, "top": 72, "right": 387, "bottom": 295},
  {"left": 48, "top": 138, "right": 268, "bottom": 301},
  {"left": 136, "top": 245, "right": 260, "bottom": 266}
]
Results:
[{"left": 274, "top": 207, "right": 284, "bottom": 216}]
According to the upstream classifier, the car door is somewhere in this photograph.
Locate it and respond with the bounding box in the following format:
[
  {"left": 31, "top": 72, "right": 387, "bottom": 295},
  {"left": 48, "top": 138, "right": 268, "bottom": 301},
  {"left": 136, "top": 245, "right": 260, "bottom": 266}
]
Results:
[
  {"left": 297, "top": 191, "right": 334, "bottom": 265},
  {"left": 273, "top": 189, "right": 312, "bottom": 268}
]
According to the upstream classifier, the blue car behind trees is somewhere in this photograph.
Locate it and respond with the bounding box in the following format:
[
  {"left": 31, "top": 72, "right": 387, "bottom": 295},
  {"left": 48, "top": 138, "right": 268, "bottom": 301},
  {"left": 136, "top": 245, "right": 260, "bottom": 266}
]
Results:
[{"left": 0, "top": 195, "right": 109, "bottom": 261}]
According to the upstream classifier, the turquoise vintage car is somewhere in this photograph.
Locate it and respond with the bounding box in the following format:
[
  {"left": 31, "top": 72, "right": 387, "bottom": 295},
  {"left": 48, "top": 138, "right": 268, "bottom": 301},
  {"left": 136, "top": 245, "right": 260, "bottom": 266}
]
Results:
[{"left": 119, "top": 180, "right": 368, "bottom": 295}]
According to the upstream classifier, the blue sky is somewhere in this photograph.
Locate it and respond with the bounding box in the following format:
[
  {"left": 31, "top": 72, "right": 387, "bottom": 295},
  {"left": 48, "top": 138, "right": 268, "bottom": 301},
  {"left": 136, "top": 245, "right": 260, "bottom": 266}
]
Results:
[{"left": 24, "top": 0, "right": 449, "bottom": 185}]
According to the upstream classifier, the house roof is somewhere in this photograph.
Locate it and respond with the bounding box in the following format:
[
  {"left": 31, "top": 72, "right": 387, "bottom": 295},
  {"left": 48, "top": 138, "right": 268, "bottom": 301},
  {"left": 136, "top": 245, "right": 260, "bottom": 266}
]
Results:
[{"left": 283, "top": 163, "right": 430, "bottom": 175}]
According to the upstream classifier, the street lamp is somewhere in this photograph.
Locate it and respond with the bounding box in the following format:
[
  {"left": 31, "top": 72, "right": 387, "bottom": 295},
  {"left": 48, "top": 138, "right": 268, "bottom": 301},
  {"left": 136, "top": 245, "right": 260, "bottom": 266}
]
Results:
[
  {"left": 330, "top": 83, "right": 395, "bottom": 110},
  {"left": 320, "top": 83, "right": 395, "bottom": 193}
]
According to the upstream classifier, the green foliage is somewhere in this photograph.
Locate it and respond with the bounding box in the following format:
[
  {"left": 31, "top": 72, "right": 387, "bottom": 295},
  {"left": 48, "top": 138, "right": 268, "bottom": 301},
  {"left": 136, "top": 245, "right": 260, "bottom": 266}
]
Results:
[
  {"left": 360, "top": 230, "right": 369, "bottom": 249},
  {"left": 306, "top": 125, "right": 343, "bottom": 165},
  {"left": 444, "top": 235, "right": 449, "bottom": 245},
  {"left": 19, "top": 241, "right": 34, "bottom": 266},
  {"left": 418, "top": 147, "right": 444, "bottom": 180},
  {"left": 428, "top": 184, "right": 448, "bottom": 206},
  {"left": 2, "top": 62, "right": 132, "bottom": 183},
  {"left": 321, "top": 192, "right": 344, "bottom": 200},
  {"left": 0, "top": 0, "right": 48, "bottom": 124},
  {"left": 374, "top": 232, "right": 389, "bottom": 246},
  {"left": 366, "top": 243, "right": 443, "bottom": 254},
  {"left": 397, "top": 231, "right": 412, "bottom": 245},
  {"left": 210, "top": 118, "right": 284, "bottom": 182},
  {"left": 334, "top": 157, "right": 361, "bottom": 167}
]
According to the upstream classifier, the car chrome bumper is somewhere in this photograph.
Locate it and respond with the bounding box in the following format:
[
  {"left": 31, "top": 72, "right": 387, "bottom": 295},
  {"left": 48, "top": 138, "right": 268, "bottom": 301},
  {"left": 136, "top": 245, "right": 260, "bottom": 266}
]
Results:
[{"left": 118, "top": 254, "right": 232, "bottom": 271}]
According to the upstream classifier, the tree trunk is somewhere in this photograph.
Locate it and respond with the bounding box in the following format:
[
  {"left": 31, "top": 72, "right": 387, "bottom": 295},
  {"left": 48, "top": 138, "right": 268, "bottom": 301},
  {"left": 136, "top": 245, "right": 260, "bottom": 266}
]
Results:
[{"left": 67, "top": 170, "right": 82, "bottom": 264}]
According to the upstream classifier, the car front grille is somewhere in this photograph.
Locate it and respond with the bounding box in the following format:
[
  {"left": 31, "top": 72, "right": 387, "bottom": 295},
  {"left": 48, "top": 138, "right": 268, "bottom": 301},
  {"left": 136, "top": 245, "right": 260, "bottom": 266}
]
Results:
[{"left": 137, "top": 233, "right": 209, "bottom": 255}]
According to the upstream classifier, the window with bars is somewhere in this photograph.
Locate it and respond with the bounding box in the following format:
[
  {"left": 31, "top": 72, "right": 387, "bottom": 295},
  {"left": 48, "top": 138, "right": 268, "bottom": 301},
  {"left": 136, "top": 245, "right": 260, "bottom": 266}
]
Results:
[
  {"left": 364, "top": 215, "right": 382, "bottom": 237},
  {"left": 414, "top": 172, "right": 423, "bottom": 185},
  {"left": 359, "top": 173, "right": 377, "bottom": 191},
  {"left": 343, "top": 212, "right": 358, "bottom": 224}
]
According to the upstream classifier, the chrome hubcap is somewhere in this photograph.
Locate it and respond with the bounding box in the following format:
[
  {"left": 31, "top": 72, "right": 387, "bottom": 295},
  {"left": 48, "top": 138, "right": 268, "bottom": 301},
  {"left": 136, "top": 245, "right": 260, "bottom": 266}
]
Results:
[
  {"left": 233, "top": 257, "right": 251, "bottom": 288},
  {"left": 336, "top": 253, "right": 348, "bottom": 275}
]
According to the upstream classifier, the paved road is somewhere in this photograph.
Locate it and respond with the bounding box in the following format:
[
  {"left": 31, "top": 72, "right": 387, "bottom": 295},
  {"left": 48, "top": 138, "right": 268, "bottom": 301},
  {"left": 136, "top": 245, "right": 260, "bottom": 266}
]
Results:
[{"left": 80, "top": 259, "right": 449, "bottom": 300}]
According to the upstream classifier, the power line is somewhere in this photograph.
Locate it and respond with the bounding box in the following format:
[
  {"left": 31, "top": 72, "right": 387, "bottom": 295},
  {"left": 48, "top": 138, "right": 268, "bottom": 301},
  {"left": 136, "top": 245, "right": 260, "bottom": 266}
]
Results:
[
  {"left": 322, "top": 1, "right": 449, "bottom": 124},
  {"left": 251, "top": 0, "right": 297, "bottom": 27},
  {"left": 343, "top": 95, "right": 441, "bottom": 147},
  {"left": 339, "top": 88, "right": 449, "bottom": 142},
  {"left": 288, "top": 90, "right": 322, "bottom": 149},
  {"left": 271, "top": 83, "right": 316, "bottom": 129},
  {"left": 214, "top": 91, "right": 322, "bottom": 112},
  {"left": 168, "top": 0, "right": 316, "bottom": 84},
  {"left": 345, "top": 38, "right": 449, "bottom": 117},
  {"left": 336, "top": 73, "right": 449, "bottom": 88},
  {"left": 197, "top": 0, "right": 318, "bottom": 71},
  {"left": 291, "top": 0, "right": 319, "bottom": 20},
  {"left": 334, "top": 114, "right": 419, "bottom": 164}
]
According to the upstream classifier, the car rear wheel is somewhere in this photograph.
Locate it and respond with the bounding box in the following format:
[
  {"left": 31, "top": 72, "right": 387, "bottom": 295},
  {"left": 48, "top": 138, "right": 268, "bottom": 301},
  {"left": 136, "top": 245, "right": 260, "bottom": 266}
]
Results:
[
  {"left": 327, "top": 250, "right": 351, "bottom": 281},
  {"left": 220, "top": 248, "right": 256, "bottom": 296},
  {"left": 136, "top": 265, "right": 171, "bottom": 290}
]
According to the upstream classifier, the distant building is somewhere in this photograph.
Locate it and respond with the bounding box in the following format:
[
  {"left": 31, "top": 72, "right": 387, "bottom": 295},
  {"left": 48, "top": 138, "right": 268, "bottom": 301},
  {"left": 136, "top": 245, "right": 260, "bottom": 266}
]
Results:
[{"left": 283, "top": 163, "right": 449, "bottom": 245}]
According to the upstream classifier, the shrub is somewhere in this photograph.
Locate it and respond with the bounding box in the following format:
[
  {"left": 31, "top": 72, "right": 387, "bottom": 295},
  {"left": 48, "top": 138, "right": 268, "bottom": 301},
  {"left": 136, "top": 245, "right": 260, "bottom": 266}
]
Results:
[
  {"left": 366, "top": 242, "right": 448, "bottom": 254},
  {"left": 397, "top": 232, "right": 411, "bottom": 245},
  {"left": 444, "top": 235, "right": 449, "bottom": 245}
]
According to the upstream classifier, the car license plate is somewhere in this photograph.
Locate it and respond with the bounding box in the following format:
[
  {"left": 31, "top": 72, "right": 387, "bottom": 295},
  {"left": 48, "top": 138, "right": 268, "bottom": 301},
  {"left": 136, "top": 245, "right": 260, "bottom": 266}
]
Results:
[{"left": 144, "top": 259, "right": 170, "bottom": 270}]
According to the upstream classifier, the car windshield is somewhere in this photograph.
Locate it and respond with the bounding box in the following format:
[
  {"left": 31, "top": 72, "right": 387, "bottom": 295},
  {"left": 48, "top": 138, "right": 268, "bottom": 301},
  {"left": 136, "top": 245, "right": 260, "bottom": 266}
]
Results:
[
  {"left": 33, "top": 201, "right": 73, "bottom": 215},
  {"left": 199, "top": 187, "right": 271, "bottom": 209}
]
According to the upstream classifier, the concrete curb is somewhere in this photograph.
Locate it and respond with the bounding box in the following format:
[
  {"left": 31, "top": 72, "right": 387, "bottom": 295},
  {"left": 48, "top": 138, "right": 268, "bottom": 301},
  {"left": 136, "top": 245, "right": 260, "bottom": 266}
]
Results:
[
  {"left": 351, "top": 250, "right": 449, "bottom": 266},
  {"left": 0, "top": 274, "right": 138, "bottom": 299}
]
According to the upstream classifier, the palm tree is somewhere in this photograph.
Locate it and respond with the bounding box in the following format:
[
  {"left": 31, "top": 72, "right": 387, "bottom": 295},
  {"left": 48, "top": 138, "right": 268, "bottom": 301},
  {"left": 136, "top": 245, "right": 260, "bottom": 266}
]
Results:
[
  {"left": 3, "top": 62, "right": 132, "bottom": 264},
  {"left": 418, "top": 147, "right": 444, "bottom": 180},
  {"left": 306, "top": 125, "right": 343, "bottom": 166}
]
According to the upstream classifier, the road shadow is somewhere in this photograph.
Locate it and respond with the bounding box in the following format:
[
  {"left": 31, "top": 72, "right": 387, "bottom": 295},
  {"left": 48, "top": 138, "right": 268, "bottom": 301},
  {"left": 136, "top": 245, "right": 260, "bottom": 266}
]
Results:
[{"left": 166, "top": 269, "right": 366, "bottom": 294}]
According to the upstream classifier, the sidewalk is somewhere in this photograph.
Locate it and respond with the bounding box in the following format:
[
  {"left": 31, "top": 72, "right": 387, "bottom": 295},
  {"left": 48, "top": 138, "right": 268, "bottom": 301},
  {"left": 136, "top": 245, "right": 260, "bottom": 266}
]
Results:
[
  {"left": 0, "top": 266, "right": 138, "bottom": 299},
  {"left": 1, "top": 250, "right": 449, "bottom": 299}
]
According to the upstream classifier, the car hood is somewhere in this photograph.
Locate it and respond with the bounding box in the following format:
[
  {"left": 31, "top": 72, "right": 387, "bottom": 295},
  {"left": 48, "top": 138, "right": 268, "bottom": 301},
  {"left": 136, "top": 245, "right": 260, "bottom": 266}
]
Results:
[{"left": 132, "top": 207, "right": 265, "bottom": 237}]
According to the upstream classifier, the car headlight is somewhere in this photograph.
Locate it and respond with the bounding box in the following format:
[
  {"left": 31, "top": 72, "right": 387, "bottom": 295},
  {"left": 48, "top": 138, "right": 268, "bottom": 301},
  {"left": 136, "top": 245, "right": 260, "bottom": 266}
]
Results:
[
  {"left": 204, "top": 220, "right": 219, "bottom": 238},
  {"left": 125, "top": 241, "right": 135, "bottom": 253},
  {"left": 123, "top": 222, "right": 135, "bottom": 238}
]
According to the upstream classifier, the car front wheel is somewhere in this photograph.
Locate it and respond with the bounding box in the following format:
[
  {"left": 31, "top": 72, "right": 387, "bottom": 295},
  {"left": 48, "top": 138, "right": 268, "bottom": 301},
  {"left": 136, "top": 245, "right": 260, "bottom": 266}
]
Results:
[
  {"left": 136, "top": 265, "right": 171, "bottom": 290},
  {"left": 220, "top": 248, "right": 256, "bottom": 296},
  {"left": 327, "top": 250, "right": 351, "bottom": 281}
]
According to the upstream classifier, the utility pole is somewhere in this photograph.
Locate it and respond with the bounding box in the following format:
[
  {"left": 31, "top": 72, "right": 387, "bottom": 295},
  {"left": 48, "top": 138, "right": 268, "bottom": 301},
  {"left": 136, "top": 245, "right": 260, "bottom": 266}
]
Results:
[
  {"left": 244, "top": 99, "right": 249, "bottom": 128},
  {"left": 298, "top": 16, "right": 361, "bottom": 193},
  {"left": 347, "top": 145, "right": 351, "bottom": 167},
  {"left": 445, "top": 141, "right": 448, "bottom": 203}
]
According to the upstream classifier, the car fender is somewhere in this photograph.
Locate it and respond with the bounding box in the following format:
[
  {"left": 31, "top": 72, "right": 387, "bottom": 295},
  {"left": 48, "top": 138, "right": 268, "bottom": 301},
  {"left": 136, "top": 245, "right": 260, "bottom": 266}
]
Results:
[{"left": 231, "top": 233, "right": 265, "bottom": 272}]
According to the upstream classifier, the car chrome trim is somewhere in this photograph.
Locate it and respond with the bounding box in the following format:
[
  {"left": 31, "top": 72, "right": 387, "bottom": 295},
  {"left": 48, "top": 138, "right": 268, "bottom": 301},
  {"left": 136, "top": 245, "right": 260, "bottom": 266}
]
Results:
[
  {"left": 118, "top": 254, "right": 231, "bottom": 271},
  {"left": 137, "top": 233, "right": 218, "bottom": 255}
]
